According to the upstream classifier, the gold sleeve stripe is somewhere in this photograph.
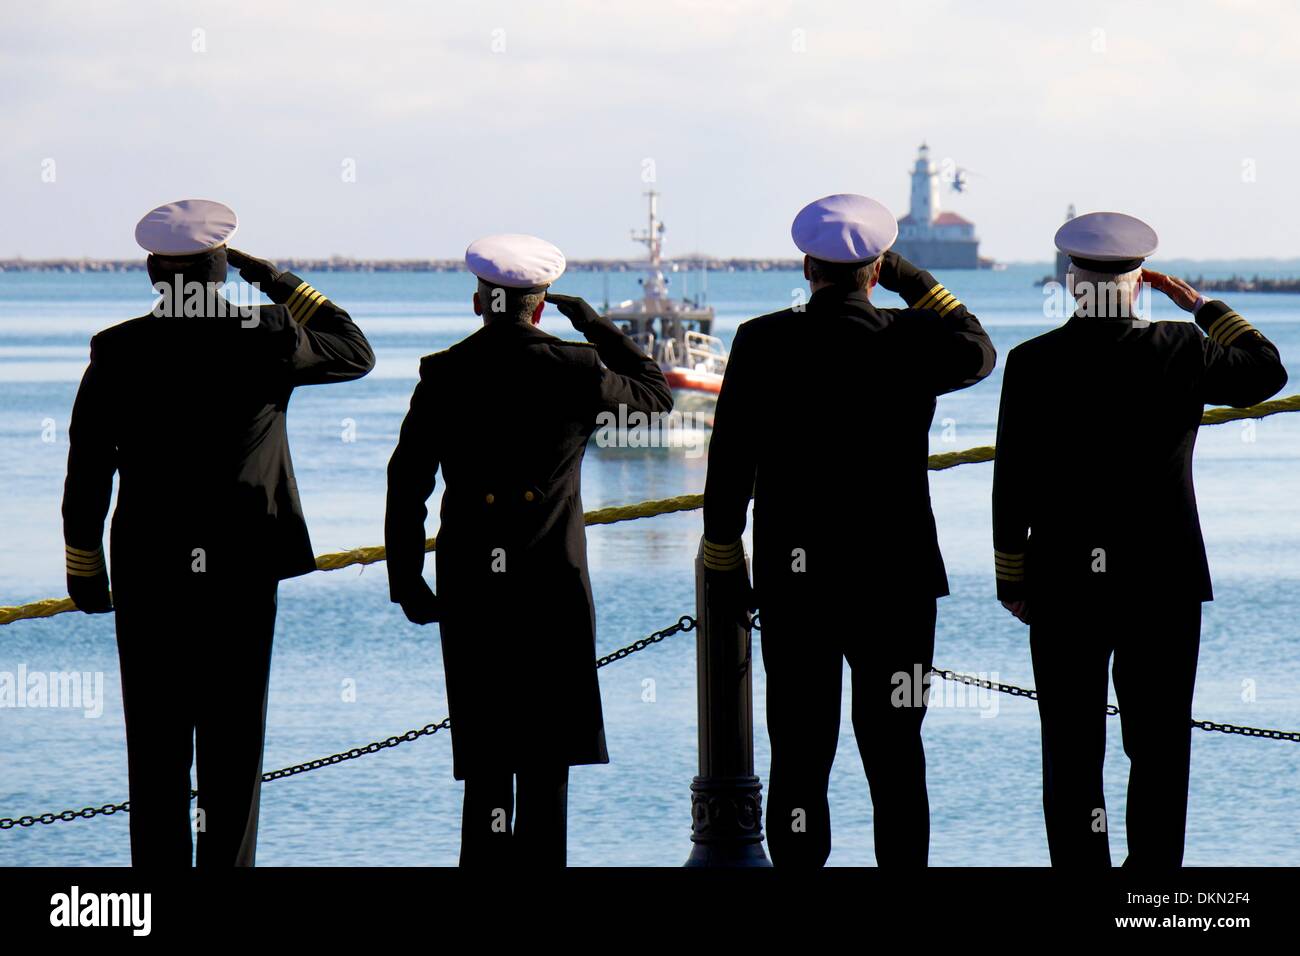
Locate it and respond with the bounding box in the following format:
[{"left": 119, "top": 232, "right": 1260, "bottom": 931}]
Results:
[
  {"left": 66, "top": 544, "right": 105, "bottom": 576},
  {"left": 297, "top": 292, "right": 328, "bottom": 325},
  {"left": 702, "top": 538, "right": 745, "bottom": 571},
  {"left": 287, "top": 281, "right": 312, "bottom": 315},
  {"left": 704, "top": 556, "right": 745, "bottom": 571},
  {"left": 291, "top": 290, "right": 325, "bottom": 323},
  {"left": 995, "top": 547, "right": 1025, "bottom": 581},
  {"left": 1209, "top": 315, "right": 1250, "bottom": 344},
  {"left": 287, "top": 282, "right": 329, "bottom": 325},
  {"left": 1206, "top": 312, "right": 1259, "bottom": 347},
  {"left": 703, "top": 540, "right": 743, "bottom": 557},
  {"left": 922, "top": 290, "right": 954, "bottom": 312},
  {"left": 914, "top": 284, "right": 946, "bottom": 310},
  {"left": 1214, "top": 318, "right": 1250, "bottom": 339},
  {"left": 1220, "top": 321, "right": 1258, "bottom": 348},
  {"left": 286, "top": 287, "right": 316, "bottom": 317},
  {"left": 1206, "top": 310, "right": 1244, "bottom": 338},
  {"left": 916, "top": 286, "right": 963, "bottom": 317}
]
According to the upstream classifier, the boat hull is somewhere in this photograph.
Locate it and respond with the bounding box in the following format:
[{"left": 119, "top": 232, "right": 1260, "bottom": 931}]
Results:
[{"left": 663, "top": 366, "right": 721, "bottom": 420}]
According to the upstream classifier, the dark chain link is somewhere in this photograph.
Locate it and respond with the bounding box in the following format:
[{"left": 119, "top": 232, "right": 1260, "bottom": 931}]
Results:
[
  {"left": 595, "top": 615, "right": 694, "bottom": 667},
  {"left": 930, "top": 667, "right": 1299, "bottom": 738},
  {"left": 6, "top": 621, "right": 1293, "bottom": 831},
  {"left": 0, "top": 801, "right": 130, "bottom": 830},
  {"left": 0, "top": 615, "right": 696, "bottom": 831},
  {"left": 1192, "top": 719, "right": 1300, "bottom": 742},
  {"left": 260, "top": 719, "right": 454, "bottom": 784}
]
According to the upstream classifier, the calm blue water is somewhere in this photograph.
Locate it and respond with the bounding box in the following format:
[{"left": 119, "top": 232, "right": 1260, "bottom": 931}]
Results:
[{"left": 2, "top": 263, "right": 1298, "bottom": 866}]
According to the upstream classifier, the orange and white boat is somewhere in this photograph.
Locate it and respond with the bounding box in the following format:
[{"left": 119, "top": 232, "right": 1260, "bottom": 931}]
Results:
[{"left": 604, "top": 191, "right": 727, "bottom": 421}]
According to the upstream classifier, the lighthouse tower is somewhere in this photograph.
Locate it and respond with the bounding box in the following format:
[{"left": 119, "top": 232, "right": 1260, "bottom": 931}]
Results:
[
  {"left": 893, "top": 141, "right": 980, "bottom": 269},
  {"left": 908, "top": 142, "right": 942, "bottom": 226}
]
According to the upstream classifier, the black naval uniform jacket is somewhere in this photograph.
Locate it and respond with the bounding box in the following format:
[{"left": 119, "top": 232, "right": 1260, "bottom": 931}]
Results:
[
  {"left": 62, "top": 274, "right": 375, "bottom": 593},
  {"left": 992, "top": 300, "right": 1287, "bottom": 604},
  {"left": 702, "top": 256, "right": 996, "bottom": 609},
  {"left": 385, "top": 313, "right": 673, "bottom": 780}
]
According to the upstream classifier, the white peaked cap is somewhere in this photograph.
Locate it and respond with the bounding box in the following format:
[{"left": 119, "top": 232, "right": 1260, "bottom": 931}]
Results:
[
  {"left": 1055, "top": 211, "right": 1158, "bottom": 273},
  {"left": 465, "top": 233, "right": 566, "bottom": 288},
  {"left": 135, "top": 199, "right": 238, "bottom": 255},
  {"left": 791, "top": 193, "right": 898, "bottom": 263}
]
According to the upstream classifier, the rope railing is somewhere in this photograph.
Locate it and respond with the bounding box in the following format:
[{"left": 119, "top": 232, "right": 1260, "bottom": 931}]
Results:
[
  {"left": 4, "top": 392, "right": 1298, "bottom": 842},
  {"left": 4, "top": 392, "right": 1299, "bottom": 627}
]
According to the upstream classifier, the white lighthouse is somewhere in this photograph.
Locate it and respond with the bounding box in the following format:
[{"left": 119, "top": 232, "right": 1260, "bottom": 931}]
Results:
[
  {"left": 894, "top": 142, "right": 981, "bottom": 269},
  {"left": 908, "top": 142, "right": 942, "bottom": 226}
]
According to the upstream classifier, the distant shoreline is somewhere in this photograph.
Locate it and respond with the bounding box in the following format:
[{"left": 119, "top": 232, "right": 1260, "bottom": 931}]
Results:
[
  {"left": 0, "top": 257, "right": 803, "bottom": 274},
  {"left": 5, "top": 258, "right": 1300, "bottom": 291}
]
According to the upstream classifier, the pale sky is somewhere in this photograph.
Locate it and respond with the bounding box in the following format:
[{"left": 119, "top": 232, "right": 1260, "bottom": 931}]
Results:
[{"left": 2, "top": 0, "right": 1298, "bottom": 261}]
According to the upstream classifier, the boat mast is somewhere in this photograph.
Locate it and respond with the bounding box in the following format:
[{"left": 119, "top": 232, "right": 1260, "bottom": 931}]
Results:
[
  {"left": 631, "top": 189, "right": 663, "bottom": 269},
  {"left": 630, "top": 189, "right": 669, "bottom": 306}
]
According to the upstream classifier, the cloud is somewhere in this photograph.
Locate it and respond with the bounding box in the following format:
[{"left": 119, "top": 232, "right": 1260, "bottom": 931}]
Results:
[{"left": 1, "top": 0, "right": 1297, "bottom": 259}]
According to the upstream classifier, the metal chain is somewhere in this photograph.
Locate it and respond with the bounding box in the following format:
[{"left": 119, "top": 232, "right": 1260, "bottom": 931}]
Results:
[
  {"left": 595, "top": 615, "right": 694, "bottom": 668},
  {"left": 7, "top": 619, "right": 1294, "bottom": 831},
  {"left": 1192, "top": 719, "right": 1300, "bottom": 742},
  {"left": 0, "top": 801, "right": 130, "bottom": 830},
  {"left": 0, "top": 615, "right": 696, "bottom": 831},
  {"left": 931, "top": 667, "right": 1299, "bottom": 739}
]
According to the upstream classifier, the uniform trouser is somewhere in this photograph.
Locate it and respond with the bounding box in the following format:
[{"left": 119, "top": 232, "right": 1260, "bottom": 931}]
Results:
[
  {"left": 113, "top": 570, "right": 279, "bottom": 867},
  {"left": 1029, "top": 595, "right": 1201, "bottom": 868},
  {"left": 760, "top": 596, "right": 936, "bottom": 867},
  {"left": 459, "top": 766, "right": 570, "bottom": 867}
]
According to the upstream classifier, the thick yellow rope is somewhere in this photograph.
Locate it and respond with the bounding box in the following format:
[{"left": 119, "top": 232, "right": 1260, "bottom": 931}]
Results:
[
  {"left": 4, "top": 394, "right": 1298, "bottom": 626},
  {"left": 1201, "top": 392, "right": 1300, "bottom": 424}
]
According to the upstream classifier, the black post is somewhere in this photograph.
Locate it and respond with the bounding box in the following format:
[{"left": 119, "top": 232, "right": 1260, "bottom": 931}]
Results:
[{"left": 684, "top": 539, "right": 770, "bottom": 866}]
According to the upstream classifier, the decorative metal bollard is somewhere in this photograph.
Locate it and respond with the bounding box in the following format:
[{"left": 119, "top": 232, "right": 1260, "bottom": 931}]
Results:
[{"left": 684, "top": 539, "right": 771, "bottom": 866}]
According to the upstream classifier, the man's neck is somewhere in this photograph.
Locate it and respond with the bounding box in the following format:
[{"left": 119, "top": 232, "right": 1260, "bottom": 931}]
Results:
[
  {"left": 1075, "top": 300, "right": 1138, "bottom": 319},
  {"left": 810, "top": 282, "right": 871, "bottom": 299}
]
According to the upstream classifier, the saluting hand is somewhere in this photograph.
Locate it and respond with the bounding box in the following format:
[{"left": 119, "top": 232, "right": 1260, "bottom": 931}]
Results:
[
  {"left": 544, "top": 292, "right": 601, "bottom": 332},
  {"left": 1142, "top": 269, "right": 1201, "bottom": 313},
  {"left": 226, "top": 247, "right": 283, "bottom": 288},
  {"left": 874, "top": 250, "right": 905, "bottom": 293}
]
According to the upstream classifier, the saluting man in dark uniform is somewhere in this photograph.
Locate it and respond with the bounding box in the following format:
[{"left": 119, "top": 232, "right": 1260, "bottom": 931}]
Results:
[
  {"left": 385, "top": 234, "right": 672, "bottom": 866},
  {"left": 993, "top": 211, "right": 1288, "bottom": 867},
  {"left": 62, "top": 199, "right": 375, "bottom": 866},
  {"left": 703, "top": 194, "right": 996, "bottom": 867}
]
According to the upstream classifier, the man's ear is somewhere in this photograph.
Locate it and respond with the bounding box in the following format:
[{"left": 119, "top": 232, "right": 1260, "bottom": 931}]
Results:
[
  {"left": 472, "top": 291, "right": 483, "bottom": 317},
  {"left": 531, "top": 299, "right": 545, "bottom": 326},
  {"left": 802, "top": 255, "right": 812, "bottom": 282},
  {"left": 868, "top": 259, "right": 882, "bottom": 290}
]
